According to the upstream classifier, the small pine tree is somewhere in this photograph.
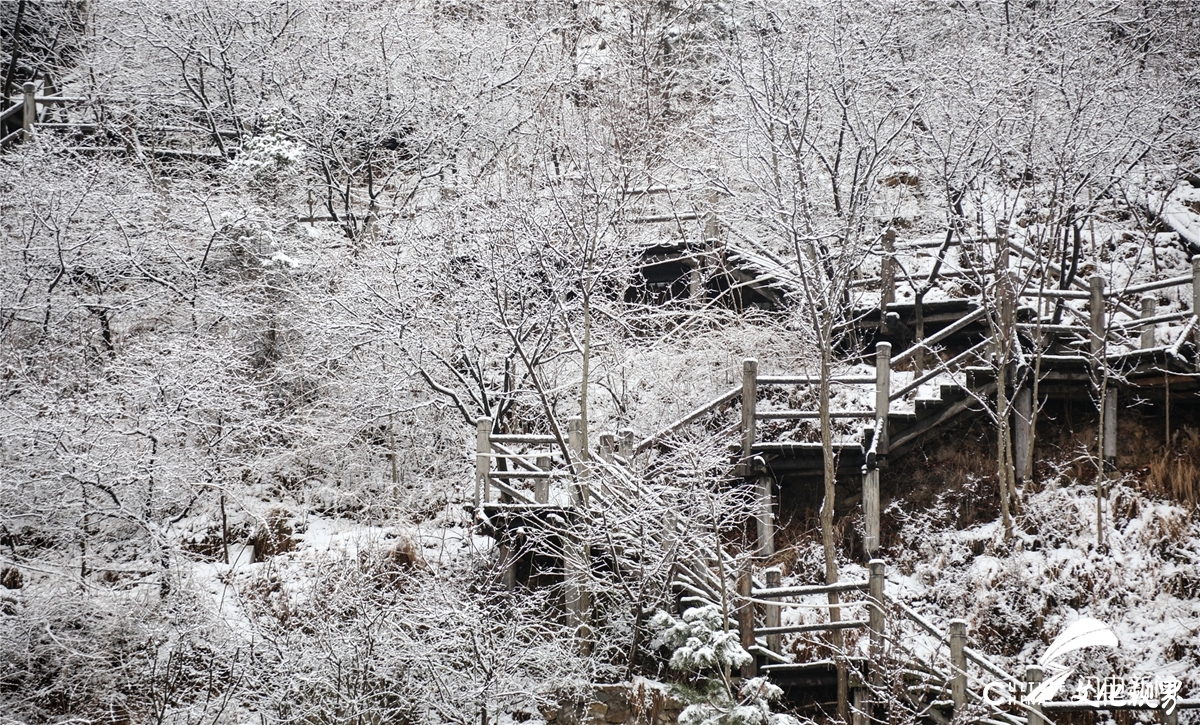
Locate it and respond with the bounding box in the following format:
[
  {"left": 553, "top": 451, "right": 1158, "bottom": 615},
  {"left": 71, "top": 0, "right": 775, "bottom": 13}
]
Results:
[{"left": 650, "top": 605, "right": 802, "bottom": 725}]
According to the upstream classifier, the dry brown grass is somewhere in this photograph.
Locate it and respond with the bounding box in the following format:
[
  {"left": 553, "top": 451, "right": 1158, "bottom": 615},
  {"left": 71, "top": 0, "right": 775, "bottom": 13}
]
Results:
[{"left": 1143, "top": 427, "right": 1200, "bottom": 507}]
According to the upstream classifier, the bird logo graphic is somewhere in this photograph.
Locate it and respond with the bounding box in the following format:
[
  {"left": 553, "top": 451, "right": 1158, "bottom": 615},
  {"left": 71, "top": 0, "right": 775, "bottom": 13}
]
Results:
[{"left": 1025, "top": 617, "right": 1119, "bottom": 704}]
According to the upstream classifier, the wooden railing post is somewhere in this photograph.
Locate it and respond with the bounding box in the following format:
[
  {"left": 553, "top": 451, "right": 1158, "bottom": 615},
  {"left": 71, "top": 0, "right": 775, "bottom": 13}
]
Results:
[
  {"left": 618, "top": 428, "right": 635, "bottom": 462},
  {"left": 568, "top": 416, "right": 587, "bottom": 506},
  {"left": 737, "top": 568, "right": 757, "bottom": 678},
  {"left": 22, "top": 81, "right": 36, "bottom": 137},
  {"left": 868, "top": 559, "right": 885, "bottom": 681},
  {"left": 862, "top": 466, "right": 880, "bottom": 557},
  {"left": 764, "top": 568, "right": 782, "bottom": 654},
  {"left": 881, "top": 229, "right": 896, "bottom": 308},
  {"left": 661, "top": 491, "right": 677, "bottom": 552},
  {"left": 875, "top": 342, "right": 891, "bottom": 454},
  {"left": 534, "top": 455, "right": 551, "bottom": 504},
  {"left": 757, "top": 475, "right": 775, "bottom": 558},
  {"left": 1142, "top": 295, "right": 1157, "bottom": 349},
  {"left": 950, "top": 619, "right": 967, "bottom": 712},
  {"left": 1103, "top": 388, "right": 1118, "bottom": 473},
  {"left": 741, "top": 358, "right": 758, "bottom": 466},
  {"left": 499, "top": 537, "right": 517, "bottom": 591},
  {"left": 1089, "top": 275, "right": 1106, "bottom": 356},
  {"left": 863, "top": 344, "right": 890, "bottom": 557},
  {"left": 1026, "top": 665, "right": 1045, "bottom": 725},
  {"left": 1014, "top": 370, "right": 1033, "bottom": 484},
  {"left": 1193, "top": 257, "right": 1200, "bottom": 317},
  {"left": 599, "top": 432, "right": 615, "bottom": 463},
  {"left": 475, "top": 417, "right": 492, "bottom": 509}
]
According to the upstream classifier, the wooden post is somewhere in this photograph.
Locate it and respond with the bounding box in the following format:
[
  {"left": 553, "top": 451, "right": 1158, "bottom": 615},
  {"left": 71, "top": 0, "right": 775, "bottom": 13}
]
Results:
[
  {"left": 1193, "top": 257, "right": 1200, "bottom": 317},
  {"left": 661, "top": 491, "right": 677, "bottom": 553},
  {"left": 568, "top": 416, "right": 587, "bottom": 506},
  {"left": 688, "top": 260, "right": 704, "bottom": 301},
  {"left": 875, "top": 342, "right": 891, "bottom": 455},
  {"left": 1026, "top": 665, "right": 1045, "bottom": 725},
  {"left": 475, "top": 417, "right": 492, "bottom": 509},
  {"left": 1014, "top": 380, "right": 1033, "bottom": 484},
  {"left": 764, "top": 568, "right": 782, "bottom": 654},
  {"left": 868, "top": 559, "right": 885, "bottom": 668},
  {"left": 1141, "top": 296, "right": 1157, "bottom": 349},
  {"left": 737, "top": 568, "right": 757, "bottom": 678},
  {"left": 852, "top": 688, "right": 868, "bottom": 725},
  {"left": 1163, "top": 702, "right": 1179, "bottom": 725},
  {"left": 599, "top": 432, "right": 615, "bottom": 463},
  {"left": 862, "top": 466, "right": 880, "bottom": 557},
  {"left": 881, "top": 229, "right": 896, "bottom": 309},
  {"left": 1103, "top": 388, "right": 1118, "bottom": 473},
  {"left": 534, "top": 455, "right": 551, "bottom": 504},
  {"left": 863, "top": 342, "right": 890, "bottom": 557},
  {"left": 1089, "top": 275, "right": 1106, "bottom": 356},
  {"left": 22, "top": 82, "right": 35, "bottom": 137},
  {"left": 949, "top": 619, "right": 967, "bottom": 712},
  {"left": 1192, "top": 257, "right": 1200, "bottom": 349},
  {"left": 565, "top": 544, "right": 591, "bottom": 652},
  {"left": 499, "top": 539, "right": 517, "bottom": 590},
  {"left": 742, "top": 358, "right": 758, "bottom": 466},
  {"left": 757, "top": 475, "right": 775, "bottom": 558},
  {"left": 618, "top": 428, "right": 635, "bottom": 462}
]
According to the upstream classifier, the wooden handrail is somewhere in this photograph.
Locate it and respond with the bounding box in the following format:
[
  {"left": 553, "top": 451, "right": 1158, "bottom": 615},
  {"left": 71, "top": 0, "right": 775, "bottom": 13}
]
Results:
[
  {"left": 0, "top": 101, "right": 23, "bottom": 123},
  {"left": 756, "top": 409, "right": 874, "bottom": 420},
  {"left": 490, "top": 434, "right": 557, "bottom": 444},
  {"left": 890, "top": 339, "right": 990, "bottom": 401},
  {"left": 891, "top": 306, "right": 987, "bottom": 367},
  {"left": 1122, "top": 273, "right": 1192, "bottom": 296},
  {"left": 1112, "top": 309, "right": 1192, "bottom": 330},
  {"left": 634, "top": 385, "right": 741, "bottom": 454},
  {"left": 756, "top": 619, "right": 869, "bottom": 635},
  {"left": 751, "top": 580, "right": 868, "bottom": 598},
  {"left": 884, "top": 591, "right": 1023, "bottom": 686},
  {"left": 759, "top": 374, "right": 876, "bottom": 385}
]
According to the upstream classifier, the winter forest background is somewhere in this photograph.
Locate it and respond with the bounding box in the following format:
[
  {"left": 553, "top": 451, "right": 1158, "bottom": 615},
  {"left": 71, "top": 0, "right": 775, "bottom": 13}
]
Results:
[{"left": 3, "top": 1, "right": 1200, "bottom": 724}]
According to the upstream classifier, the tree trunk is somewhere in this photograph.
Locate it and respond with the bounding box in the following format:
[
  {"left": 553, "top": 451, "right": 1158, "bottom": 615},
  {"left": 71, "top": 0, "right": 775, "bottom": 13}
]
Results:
[{"left": 819, "top": 322, "right": 849, "bottom": 722}]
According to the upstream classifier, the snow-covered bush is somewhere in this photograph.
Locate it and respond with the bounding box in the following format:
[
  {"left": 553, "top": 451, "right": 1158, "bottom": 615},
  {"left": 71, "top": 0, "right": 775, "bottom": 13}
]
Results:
[
  {"left": 650, "top": 605, "right": 801, "bottom": 725},
  {"left": 231, "top": 131, "right": 304, "bottom": 183}
]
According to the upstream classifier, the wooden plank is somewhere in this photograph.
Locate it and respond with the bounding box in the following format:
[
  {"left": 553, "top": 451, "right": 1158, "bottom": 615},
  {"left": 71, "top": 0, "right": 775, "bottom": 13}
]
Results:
[
  {"left": 756, "top": 619, "right": 869, "bottom": 635},
  {"left": 756, "top": 410, "right": 874, "bottom": 420},
  {"left": 490, "top": 434, "right": 557, "bottom": 444},
  {"left": 0, "top": 101, "right": 22, "bottom": 123},
  {"left": 1121, "top": 274, "right": 1192, "bottom": 296},
  {"left": 890, "top": 339, "right": 987, "bottom": 401},
  {"left": 752, "top": 580, "right": 868, "bottom": 598},
  {"left": 759, "top": 375, "right": 876, "bottom": 385},
  {"left": 892, "top": 307, "right": 987, "bottom": 367},
  {"left": 489, "top": 470, "right": 553, "bottom": 479},
  {"left": 1018, "top": 288, "right": 1091, "bottom": 300},
  {"left": 627, "top": 211, "right": 701, "bottom": 223},
  {"left": 489, "top": 477, "right": 535, "bottom": 505},
  {"left": 1113, "top": 310, "right": 1192, "bottom": 330},
  {"left": 34, "top": 95, "right": 89, "bottom": 104}
]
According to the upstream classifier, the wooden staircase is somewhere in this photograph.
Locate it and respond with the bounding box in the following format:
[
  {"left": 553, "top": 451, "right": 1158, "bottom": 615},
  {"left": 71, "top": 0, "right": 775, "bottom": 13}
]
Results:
[{"left": 469, "top": 229, "right": 1200, "bottom": 721}]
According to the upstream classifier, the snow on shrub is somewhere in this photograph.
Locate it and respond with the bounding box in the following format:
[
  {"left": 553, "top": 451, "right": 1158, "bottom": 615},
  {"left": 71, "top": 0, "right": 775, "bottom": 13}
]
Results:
[{"left": 650, "top": 605, "right": 802, "bottom": 725}]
